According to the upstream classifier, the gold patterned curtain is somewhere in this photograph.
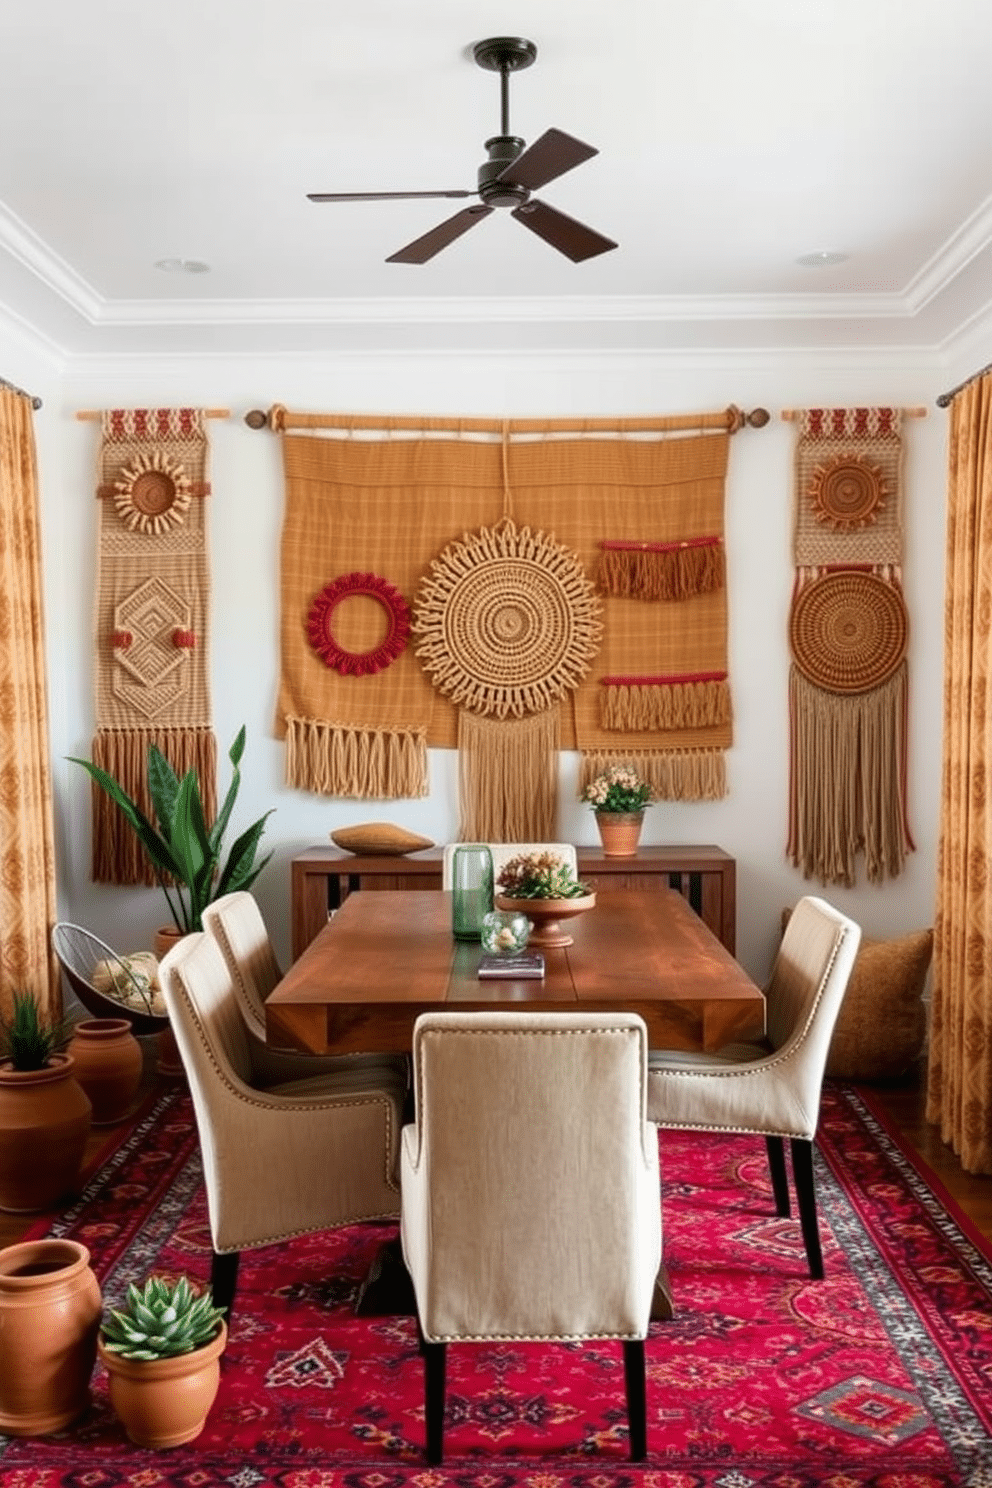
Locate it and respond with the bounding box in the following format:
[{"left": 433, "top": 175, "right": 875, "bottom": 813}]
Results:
[
  {"left": 927, "top": 371, "right": 992, "bottom": 1173},
  {"left": 0, "top": 388, "right": 59, "bottom": 1020}
]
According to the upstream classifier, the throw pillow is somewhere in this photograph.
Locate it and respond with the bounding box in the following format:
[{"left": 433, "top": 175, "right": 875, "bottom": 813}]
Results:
[
  {"left": 826, "top": 927, "right": 933, "bottom": 1081},
  {"left": 330, "top": 822, "right": 435, "bottom": 856}
]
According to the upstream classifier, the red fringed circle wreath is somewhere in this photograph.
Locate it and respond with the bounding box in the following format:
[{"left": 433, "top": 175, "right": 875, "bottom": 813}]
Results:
[{"left": 307, "top": 572, "right": 411, "bottom": 677}]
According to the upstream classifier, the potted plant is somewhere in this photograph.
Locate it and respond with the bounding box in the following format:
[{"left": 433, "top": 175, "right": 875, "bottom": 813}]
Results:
[
  {"left": 494, "top": 851, "right": 596, "bottom": 948},
  {"left": 71, "top": 725, "right": 274, "bottom": 944},
  {"left": 580, "top": 763, "right": 656, "bottom": 856},
  {"left": 0, "top": 992, "right": 92, "bottom": 1213},
  {"left": 98, "top": 1273, "right": 227, "bottom": 1448}
]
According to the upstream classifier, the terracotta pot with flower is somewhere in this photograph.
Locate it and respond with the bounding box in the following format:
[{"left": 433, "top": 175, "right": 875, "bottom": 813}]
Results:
[
  {"left": 494, "top": 851, "right": 595, "bottom": 948},
  {"left": 581, "top": 764, "right": 656, "bottom": 856}
]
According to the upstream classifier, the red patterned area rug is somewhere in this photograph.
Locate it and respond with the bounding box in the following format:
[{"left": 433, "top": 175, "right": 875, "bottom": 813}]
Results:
[{"left": 4, "top": 1082, "right": 992, "bottom": 1486}]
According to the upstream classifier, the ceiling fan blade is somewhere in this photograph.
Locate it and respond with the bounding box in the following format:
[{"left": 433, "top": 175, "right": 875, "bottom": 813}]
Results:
[
  {"left": 498, "top": 128, "right": 598, "bottom": 192},
  {"left": 511, "top": 199, "right": 617, "bottom": 262},
  {"left": 308, "top": 189, "right": 474, "bottom": 202},
  {"left": 386, "top": 204, "right": 494, "bottom": 264}
]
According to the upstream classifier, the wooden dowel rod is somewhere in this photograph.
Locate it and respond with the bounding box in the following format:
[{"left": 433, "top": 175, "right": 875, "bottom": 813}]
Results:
[
  {"left": 780, "top": 406, "right": 927, "bottom": 420},
  {"left": 245, "top": 404, "right": 770, "bottom": 435},
  {"left": 75, "top": 408, "right": 230, "bottom": 421}
]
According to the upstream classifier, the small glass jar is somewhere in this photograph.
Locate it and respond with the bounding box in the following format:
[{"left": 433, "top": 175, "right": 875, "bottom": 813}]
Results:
[
  {"left": 451, "top": 845, "right": 494, "bottom": 941},
  {"left": 481, "top": 910, "right": 532, "bottom": 955}
]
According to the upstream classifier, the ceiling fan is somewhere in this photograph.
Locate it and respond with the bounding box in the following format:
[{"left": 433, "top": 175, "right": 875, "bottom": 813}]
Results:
[{"left": 307, "top": 36, "right": 617, "bottom": 265}]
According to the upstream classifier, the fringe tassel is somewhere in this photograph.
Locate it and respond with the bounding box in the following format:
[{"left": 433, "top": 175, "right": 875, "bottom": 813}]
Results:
[
  {"left": 459, "top": 707, "right": 560, "bottom": 841},
  {"left": 597, "top": 543, "right": 725, "bottom": 601},
  {"left": 91, "top": 727, "right": 217, "bottom": 886},
  {"left": 579, "top": 749, "right": 727, "bottom": 802},
  {"left": 285, "top": 717, "right": 429, "bottom": 799},
  {"left": 787, "top": 662, "right": 913, "bottom": 887},
  {"left": 600, "top": 677, "right": 732, "bottom": 732}
]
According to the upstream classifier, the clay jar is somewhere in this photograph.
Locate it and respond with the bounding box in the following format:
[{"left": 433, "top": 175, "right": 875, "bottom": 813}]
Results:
[
  {"left": 99, "top": 1319, "right": 227, "bottom": 1448},
  {"left": 0, "top": 1238, "right": 102, "bottom": 1435},
  {"left": 0, "top": 1054, "right": 92, "bottom": 1212},
  {"left": 67, "top": 1018, "right": 143, "bottom": 1125},
  {"left": 594, "top": 809, "right": 645, "bottom": 857}
]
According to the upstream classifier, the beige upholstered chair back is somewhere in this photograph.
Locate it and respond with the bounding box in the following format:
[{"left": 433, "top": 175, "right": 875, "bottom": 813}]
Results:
[
  {"left": 401, "top": 1010, "right": 661, "bottom": 1342},
  {"left": 202, "top": 891, "right": 281, "bottom": 1040},
  {"left": 162, "top": 929, "right": 255, "bottom": 1086},
  {"left": 764, "top": 895, "right": 859, "bottom": 1066},
  {"left": 441, "top": 842, "right": 579, "bottom": 891}
]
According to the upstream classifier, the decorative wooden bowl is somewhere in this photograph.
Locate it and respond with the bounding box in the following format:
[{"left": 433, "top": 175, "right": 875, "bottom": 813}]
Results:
[{"left": 494, "top": 893, "right": 596, "bottom": 948}]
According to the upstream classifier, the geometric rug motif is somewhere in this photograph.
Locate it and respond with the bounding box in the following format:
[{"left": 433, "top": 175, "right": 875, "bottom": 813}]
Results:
[{"left": 5, "top": 1082, "right": 991, "bottom": 1486}]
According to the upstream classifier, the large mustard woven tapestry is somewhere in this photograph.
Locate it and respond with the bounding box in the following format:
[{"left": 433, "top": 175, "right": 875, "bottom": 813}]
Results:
[
  {"left": 787, "top": 407, "right": 914, "bottom": 886},
  {"left": 277, "top": 411, "right": 736, "bottom": 837},
  {"left": 90, "top": 408, "right": 216, "bottom": 884}
]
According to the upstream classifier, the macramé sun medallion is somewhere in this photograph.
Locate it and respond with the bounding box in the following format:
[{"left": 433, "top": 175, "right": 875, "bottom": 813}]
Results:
[
  {"left": 113, "top": 451, "right": 193, "bottom": 535},
  {"left": 412, "top": 519, "right": 602, "bottom": 719},
  {"left": 806, "top": 454, "right": 889, "bottom": 532},
  {"left": 307, "top": 571, "right": 411, "bottom": 677}
]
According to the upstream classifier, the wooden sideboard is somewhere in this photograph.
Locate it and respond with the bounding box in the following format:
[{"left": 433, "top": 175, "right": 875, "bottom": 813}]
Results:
[{"left": 291, "top": 844, "right": 736, "bottom": 960}]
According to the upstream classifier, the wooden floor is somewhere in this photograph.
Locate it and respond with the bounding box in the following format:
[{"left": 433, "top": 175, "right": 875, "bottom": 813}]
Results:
[{"left": 2, "top": 1061, "right": 991, "bottom": 1253}]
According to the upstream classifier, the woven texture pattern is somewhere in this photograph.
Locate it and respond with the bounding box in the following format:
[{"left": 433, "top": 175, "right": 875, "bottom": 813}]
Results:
[
  {"left": 794, "top": 407, "right": 903, "bottom": 567},
  {"left": 789, "top": 571, "right": 909, "bottom": 695},
  {"left": 278, "top": 427, "right": 734, "bottom": 804},
  {"left": 91, "top": 409, "right": 216, "bottom": 885}
]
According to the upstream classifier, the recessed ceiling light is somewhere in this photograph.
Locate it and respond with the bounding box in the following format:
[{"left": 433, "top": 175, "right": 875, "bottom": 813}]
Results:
[
  {"left": 154, "top": 258, "right": 211, "bottom": 274},
  {"left": 795, "top": 251, "right": 848, "bottom": 268}
]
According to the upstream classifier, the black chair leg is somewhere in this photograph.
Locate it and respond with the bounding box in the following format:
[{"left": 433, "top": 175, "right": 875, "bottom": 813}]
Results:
[
  {"left": 210, "top": 1250, "right": 240, "bottom": 1320},
  {"left": 790, "top": 1138, "right": 824, "bottom": 1279},
  {"left": 622, "top": 1338, "right": 647, "bottom": 1461},
  {"left": 423, "top": 1339, "right": 446, "bottom": 1464},
  {"left": 765, "top": 1134, "right": 790, "bottom": 1217}
]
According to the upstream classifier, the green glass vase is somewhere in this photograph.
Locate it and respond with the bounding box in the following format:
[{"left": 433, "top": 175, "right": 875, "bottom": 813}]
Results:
[{"left": 451, "top": 845, "right": 494, "bottom": 941}]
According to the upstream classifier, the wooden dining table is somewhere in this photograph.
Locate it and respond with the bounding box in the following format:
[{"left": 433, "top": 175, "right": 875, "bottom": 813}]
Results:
[{"left": 267, "top": 887, "right": 765, "bottom": 1055}]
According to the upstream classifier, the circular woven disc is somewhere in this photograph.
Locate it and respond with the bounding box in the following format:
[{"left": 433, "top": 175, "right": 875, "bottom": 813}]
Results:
[
  {"left": 789, "top": 571, "right": 908, "bottom": 695},
  {"left": 806, "top": 454, "right": 888, "bottom": 531},
  {"left": 413, "top": 520, "right": 602, "bottom": 718}
]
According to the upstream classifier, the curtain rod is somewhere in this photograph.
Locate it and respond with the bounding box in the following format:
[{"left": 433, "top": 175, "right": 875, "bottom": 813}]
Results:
[
  {"left": 0, "top": 375, "right": 42, "bottom": 410},
  {"left": 244, "top": 404, "right": 771, "bottom": 435},
  {"left": 936, "top": 361, "right": 992, "bottom": 409},
  {"left": 781, "top": 406, "right": 927, "bottom": 420}
]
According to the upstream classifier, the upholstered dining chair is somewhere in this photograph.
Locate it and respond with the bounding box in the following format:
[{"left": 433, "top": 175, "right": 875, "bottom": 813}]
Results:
[
  {"left": 647, "top": 894, "right": 860, "bottom": 1280},
  {"left": 201, "top": 891, "right": 407, "bottom": 1085},
  {"left": 401, "top": 1009, "right": 664, "bottom": 1464},
  {"left": 441, "top": 842, "right": 579, "bottom": 890},
  {"left": 158, "top": 930, "right": 405, "bottom": 1322}
]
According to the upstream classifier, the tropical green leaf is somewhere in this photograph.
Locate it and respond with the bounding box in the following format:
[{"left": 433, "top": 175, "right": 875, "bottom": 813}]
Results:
[
  {"left": 147, "top": 746, "right": 183, "bottom": 842},
  {"left": 216, "top": 814, "right": 274, "bottom": 897}
]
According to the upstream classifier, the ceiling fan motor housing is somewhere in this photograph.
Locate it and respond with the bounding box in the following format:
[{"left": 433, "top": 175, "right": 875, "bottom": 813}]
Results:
[{"left": 478, "top": 137, "right": 528, "bottom": 207}]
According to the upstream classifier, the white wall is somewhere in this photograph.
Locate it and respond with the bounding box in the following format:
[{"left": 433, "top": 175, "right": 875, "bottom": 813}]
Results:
[{"left": 34, "top": 347, "right": 948, "bottom": 982}]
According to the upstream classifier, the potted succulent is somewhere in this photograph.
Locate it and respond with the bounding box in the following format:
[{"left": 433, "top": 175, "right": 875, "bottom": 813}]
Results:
[
  {"left": 580, "top": 763, "right": 656, "bottom": 856},
  {"left": 71, "top": 725, "right": 274, "bottom": 943},
  {"left": 98, "top": 1273, "right": 227, "bottom": 1448},
  {"left": 494, "top": 851, "right": 596, "bottom": 949},
  {"left": 0, "top": 992, "right": 92, "bottom": 1213}
]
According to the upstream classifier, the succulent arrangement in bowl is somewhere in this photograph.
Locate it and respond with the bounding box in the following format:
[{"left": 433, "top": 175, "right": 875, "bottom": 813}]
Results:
[
  {"left": 495, "top": 851, "right": 592, "bottom": 901},
  {"left": 100, "top": 1274, "right": 226, "bottom": 1361}
]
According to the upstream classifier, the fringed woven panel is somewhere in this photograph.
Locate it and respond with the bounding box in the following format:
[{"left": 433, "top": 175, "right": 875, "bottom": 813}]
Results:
[
  {"left": 91, "top": 409, "right": 216, "bottom": 885},
  {"left": 787, "top": 407, "right": 914, "bottom": 886},
  {"left": 278, "top": 428, "right": 735, "bottom": 813}
]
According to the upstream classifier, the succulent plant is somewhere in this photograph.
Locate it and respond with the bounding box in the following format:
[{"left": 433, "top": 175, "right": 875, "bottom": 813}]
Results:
[
  {"left": 100, "top": 1275, "right": 226, "bottom": 1361},
  {"left": 496, "top": 851, "right": 591, "bottom": 901},
  {"left": 0, "top": 991, "right": 71, "bottom": 1071}
]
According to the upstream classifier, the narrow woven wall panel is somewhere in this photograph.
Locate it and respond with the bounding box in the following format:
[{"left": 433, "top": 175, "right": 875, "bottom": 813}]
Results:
[
  {"left": 91, "top": 409, "right": 216, "bottom": 885},
  {"left": 794, "top": 407, "right": 904, "bottom": 568}
]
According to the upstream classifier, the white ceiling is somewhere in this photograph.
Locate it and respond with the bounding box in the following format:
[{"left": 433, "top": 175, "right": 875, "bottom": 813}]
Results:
[{"left": 4, "top": 0, "right": 992, "bottom": 358}]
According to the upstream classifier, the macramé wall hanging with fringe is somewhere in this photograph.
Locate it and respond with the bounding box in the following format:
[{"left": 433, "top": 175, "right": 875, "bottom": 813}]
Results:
[
  {"left": 87, "top": 407, "right": 218, "bottom": 884},
  {"left": 271, "top": 404, "right": 756, "bottom": 838},
  {"left": 785, "top": 405, "right": 920, "bottom": 886}
]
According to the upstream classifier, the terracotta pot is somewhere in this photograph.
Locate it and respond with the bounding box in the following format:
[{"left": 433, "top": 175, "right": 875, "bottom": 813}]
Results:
[
  {"left": 99, "top": 1319, "right": 227, "bottom": 1449},
  {"left": 0, "top": 1054, "right": 92, "bottom": 1213},
  {"left": 67, "top": 1018, "right": 143, "bottom": 1125},
  {"left": 594, "top": 809, "right": 645, "bottom": 857},
  {"left": 153, "top": 927, "right": 186, "bottom": 1078},
  {"left": 0, "top": 1238, "right": 102, "bottom": 1435}
]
